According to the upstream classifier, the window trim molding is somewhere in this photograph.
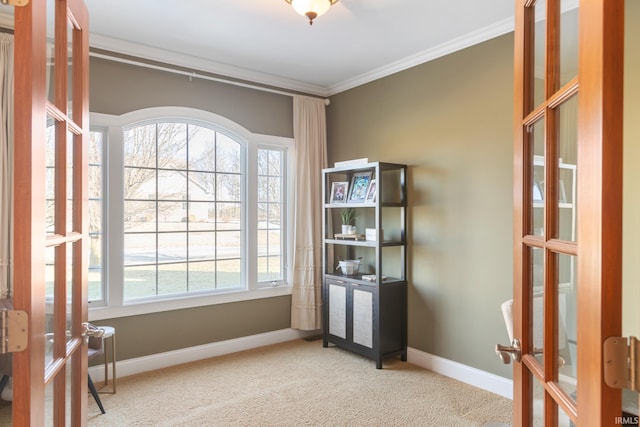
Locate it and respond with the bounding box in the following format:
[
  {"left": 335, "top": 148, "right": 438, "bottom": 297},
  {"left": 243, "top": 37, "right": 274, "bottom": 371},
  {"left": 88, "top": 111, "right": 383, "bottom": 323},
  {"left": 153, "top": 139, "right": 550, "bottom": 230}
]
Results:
[{"left": 88, "top": 108, "right": 294, "bottom": 321}]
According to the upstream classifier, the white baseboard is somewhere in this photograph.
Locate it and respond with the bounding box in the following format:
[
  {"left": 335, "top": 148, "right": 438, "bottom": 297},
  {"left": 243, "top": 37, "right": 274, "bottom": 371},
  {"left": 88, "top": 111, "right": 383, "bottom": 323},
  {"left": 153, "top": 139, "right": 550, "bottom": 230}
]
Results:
[
  {"left": 89, "top": 328, "right": 318, "bottom": 383},
  {"left": 407, "top": 347, "right": 513, "bottom": 400}
]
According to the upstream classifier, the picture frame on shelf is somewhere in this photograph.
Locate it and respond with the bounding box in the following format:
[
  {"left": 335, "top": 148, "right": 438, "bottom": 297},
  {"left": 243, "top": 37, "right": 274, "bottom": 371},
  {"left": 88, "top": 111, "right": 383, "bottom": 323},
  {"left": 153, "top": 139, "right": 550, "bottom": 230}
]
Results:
[
  {"left": 347, "top": 172, "right": 372, "bottom": 203},
  {"left": 330, "top": 181, "right": 349, "bottom": 203},
  {"left": 365, "top": 179, "right": 377, "bottom": 203}
]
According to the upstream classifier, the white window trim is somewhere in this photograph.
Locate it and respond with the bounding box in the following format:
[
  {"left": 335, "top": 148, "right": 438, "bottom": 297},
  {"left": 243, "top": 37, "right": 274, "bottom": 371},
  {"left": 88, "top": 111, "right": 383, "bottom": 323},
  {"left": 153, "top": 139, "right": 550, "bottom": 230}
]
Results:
[{"left": 88, "top": 107, "right": 294, "bottom": 321}]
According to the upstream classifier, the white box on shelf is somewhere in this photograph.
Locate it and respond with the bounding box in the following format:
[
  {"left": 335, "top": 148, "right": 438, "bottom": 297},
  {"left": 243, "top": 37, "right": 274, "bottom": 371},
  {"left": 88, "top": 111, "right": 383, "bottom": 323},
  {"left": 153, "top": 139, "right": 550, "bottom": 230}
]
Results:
[{"left": 365, "top": 228, "right": 382, "bottom": 241}]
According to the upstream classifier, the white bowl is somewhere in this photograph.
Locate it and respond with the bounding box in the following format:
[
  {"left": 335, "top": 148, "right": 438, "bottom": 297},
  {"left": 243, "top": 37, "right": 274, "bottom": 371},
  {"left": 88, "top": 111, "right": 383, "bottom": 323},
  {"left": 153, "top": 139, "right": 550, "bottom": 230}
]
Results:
[{"left": 337, "top": 259, "right": 360, "bottom": 276}]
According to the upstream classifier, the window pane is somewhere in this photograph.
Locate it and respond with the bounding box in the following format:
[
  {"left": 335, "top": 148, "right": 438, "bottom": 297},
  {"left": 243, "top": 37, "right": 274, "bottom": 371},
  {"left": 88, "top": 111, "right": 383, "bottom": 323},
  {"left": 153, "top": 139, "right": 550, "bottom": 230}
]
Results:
[
  {"left": 124, "top": 265, "right": 156, "bottom": 300},
  {"left": 189, "top": 172, "right": 215, "bottom": 201},
  {"left": 216, "top": 133, "right": 241, "bottom": 173},
  {"left": 125, "top": 167, "right": 156, "bottom": 200},
  {"left": 268, "top": 150, "right": 282, "bottom": 175},
  {"left": 268, "top": 204, "right": 281, "bottom": 228},
  {"left": 257, "top": 148, "right": 284, "bottom": 285},
  {"left": 268, "top": 177, "right": 281, "bottom": 202},
  {"left": 158, "top": 263, "right": 187, "bottom": 295},
  {"left": 88, "top": 233, "right": 102, "bottom": 301},
  {"left": 188, "top": 202, "right": 216, "bottom": 229},
  {"left": 88, "top": 164, "right": 103, "bottom": 304},
  {"left": 157, "top": 202, "right": 187, "bottom": 232},
  {"left": 217, "top": 231, "right": 241, "bottom": 259},
  {"left": 157, "top": 123, "right": 187, "bottom": 169},
  {"left": 258, "top": 176, "right": 268, "bottom": 202},
  {"left": 124, "top": 233, "right": 156, "bottom": 266},
  {"left": 158, "top": 232, "right": 187, "bottom": 263},
  {"left": 217, "top": 173, "right": 241, "bottom": 201},
  {"left": 258, "top": 256, "right": 281, "bottom": 282},
  {"left": 190, "top": 232, "right": 216, "bottom": 260},
  {"left": 124, "top": 201, "right": 156, "bottom": 232},
  {"left": 189, "top": 261, "right": 215, "bottom": 291},
  {"left": 158, "top": 170, "right": 187, "bottom": 200},
  {"left": 188, "top": 125, "right": 216, "bottom": 172},
  {"left": 217, "top": 203, "right": 241, "bottom": 226},
  {"left": 124, "top": 124, "right": 156, "bottom": 167},
  {"left": 216, "top": 259, "right": 241, "bottom": 288}
]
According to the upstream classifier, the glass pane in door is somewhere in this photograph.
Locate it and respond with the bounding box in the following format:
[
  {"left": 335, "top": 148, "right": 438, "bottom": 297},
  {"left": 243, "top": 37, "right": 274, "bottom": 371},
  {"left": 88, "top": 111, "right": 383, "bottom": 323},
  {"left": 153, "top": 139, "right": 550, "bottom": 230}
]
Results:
[
  {"left": 45, "top": 246, "right": 55, "bottom": 367},
  {"left": 66, "top": 130, "right": 74, "bottom": 233},
  {"left": 43, "top": 359, "right": 73, "bottom": 426},
  {"left": 67, "top": 22, "right": 74, "bottom": 121},
  {"left": 531, "top": 119, "right": 545, "bottom": 237},
  {"left": 533, "top": 0, "right": 547, "bottom": 109},
  {"left": 532, "top": 376, "right": 545, "bottom": 426},
  {"left": 557, "top": 253, "right": 577, "bottom": 401},
  {"left": 531, "top": 246, "right": 544, "bottom": 366},
  {"left": 66, "top": 243, "right": 74, "bottom": 344},
  {"left": 556, "top": 94, "right": 577, "bottom": 242},
  {"left": 45, "top": 116, "right": 56, "bottom": 235},
  {"left": 559, "top": 0, "right": 579, "bottom": 88},
  {"left": 558, "top": 404, "right": 573, "bottom": 427},
  {"left": 45, "top": 0, "right": 55, "bottom": 105}
]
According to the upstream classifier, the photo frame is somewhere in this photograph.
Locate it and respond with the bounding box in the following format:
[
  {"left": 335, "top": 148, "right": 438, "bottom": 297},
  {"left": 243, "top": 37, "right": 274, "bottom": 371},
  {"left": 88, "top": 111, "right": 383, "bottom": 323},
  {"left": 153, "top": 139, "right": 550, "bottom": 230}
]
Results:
[
  {"left": 330, "top": 181, "right": 349, "bottom": 203},
  {"left": 365, "top": 179, "right": 377, "bottom": 203},
  {"left": 347, "top": 172, "right": 372, "bottom": 203}
]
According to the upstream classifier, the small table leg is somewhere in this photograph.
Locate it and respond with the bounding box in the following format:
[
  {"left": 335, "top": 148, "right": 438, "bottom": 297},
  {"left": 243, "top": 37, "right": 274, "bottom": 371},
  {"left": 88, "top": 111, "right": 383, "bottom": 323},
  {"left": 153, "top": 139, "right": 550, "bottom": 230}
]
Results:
[{"left": 98, "top": 326, "right": 116, "bottom": 394}]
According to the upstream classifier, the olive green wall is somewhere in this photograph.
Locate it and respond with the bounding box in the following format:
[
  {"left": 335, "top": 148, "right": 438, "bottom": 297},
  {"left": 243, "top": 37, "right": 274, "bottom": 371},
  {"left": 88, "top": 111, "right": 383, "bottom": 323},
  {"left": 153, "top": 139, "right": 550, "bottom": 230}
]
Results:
[
  {"left": 89, "top": 55, "right": 294, "bottom": 360},
  {"left": 328, "top": 2, "right": 640, "bottom": 378},
  {"left": 328, "top": 34, "right": 516, "bottom": 377},
  {"left": 93, "top": 297, "right": 292, "bottom": 361},
  {"left": 89, "top": 56, "right": 294, "bottom": 138}
]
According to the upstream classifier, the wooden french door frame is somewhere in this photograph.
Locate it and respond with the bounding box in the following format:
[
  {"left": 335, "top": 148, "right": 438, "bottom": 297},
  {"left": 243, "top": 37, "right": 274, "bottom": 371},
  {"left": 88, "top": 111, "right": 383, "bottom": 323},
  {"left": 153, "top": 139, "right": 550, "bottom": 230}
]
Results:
[
  {"left": 575, "top": 0, "right": 624, "bottom": 423},
  {"left": 13, "top": 0, "right": 90, "bottom": 424},
  {"left": 513, "top": 0, "right": 624, "bottom": 425}
]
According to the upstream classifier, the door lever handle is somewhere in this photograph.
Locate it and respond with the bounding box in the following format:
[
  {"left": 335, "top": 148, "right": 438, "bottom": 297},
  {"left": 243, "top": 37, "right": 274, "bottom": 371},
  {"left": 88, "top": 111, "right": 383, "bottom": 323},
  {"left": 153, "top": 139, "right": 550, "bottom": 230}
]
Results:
[{"left": 495, "top": 338, "right": 521, "bottom": 364}]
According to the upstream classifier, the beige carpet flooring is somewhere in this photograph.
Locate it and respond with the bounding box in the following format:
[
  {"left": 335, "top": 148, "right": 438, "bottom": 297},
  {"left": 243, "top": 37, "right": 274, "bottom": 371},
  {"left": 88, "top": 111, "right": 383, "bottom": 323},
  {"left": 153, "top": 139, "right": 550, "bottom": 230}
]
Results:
[{"left": 0, "top": 338, "right": 514, "bottom": 426}]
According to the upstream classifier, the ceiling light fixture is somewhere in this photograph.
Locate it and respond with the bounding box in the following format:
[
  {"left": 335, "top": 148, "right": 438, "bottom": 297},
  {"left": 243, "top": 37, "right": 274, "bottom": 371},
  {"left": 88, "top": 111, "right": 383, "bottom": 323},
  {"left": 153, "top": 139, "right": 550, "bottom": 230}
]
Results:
[{"left": 285, "top": 0, "right": 339, "bottom": 26}]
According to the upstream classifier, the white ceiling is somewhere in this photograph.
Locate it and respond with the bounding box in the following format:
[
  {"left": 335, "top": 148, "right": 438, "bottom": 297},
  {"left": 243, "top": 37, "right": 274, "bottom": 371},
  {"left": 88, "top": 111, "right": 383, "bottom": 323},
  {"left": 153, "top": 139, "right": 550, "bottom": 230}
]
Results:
[{"left": 1, "top": 1, "right": 517, "bottom": 96}]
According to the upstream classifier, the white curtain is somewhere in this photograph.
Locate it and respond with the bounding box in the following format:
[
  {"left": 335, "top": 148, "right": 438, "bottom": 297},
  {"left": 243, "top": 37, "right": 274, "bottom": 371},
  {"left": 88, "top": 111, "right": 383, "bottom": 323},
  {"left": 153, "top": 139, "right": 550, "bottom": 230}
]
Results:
[
  {"left": 290, "top": 95, "right": 327, "bottom": 330},
  {"left": 0, "top": 33, "right": 14, "bottom": 299}
]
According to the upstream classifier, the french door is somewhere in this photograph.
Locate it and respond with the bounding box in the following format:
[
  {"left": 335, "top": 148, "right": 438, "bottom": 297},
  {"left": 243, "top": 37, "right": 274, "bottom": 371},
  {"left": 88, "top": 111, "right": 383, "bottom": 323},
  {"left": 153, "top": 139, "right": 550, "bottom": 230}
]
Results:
[
  {"left": 513, "top": 0, "right": 624, "bottom": 425},
  {"left": 13, "top": 0, "right": 90, "bottom": 424}
]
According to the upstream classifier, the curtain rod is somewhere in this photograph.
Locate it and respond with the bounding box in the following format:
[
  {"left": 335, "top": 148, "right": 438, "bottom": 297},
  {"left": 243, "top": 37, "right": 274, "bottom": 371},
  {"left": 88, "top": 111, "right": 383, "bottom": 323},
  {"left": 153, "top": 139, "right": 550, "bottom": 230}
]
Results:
[{"left": 89, "top": 51, "right": 331, "bottom": 106}]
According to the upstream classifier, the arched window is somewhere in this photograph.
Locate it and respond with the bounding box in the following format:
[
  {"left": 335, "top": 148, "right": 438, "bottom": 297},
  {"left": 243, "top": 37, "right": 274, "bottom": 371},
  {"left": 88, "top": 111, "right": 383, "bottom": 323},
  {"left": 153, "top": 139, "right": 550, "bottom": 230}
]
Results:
[{"left": 89, "top": 108, "right": 293, "bottom": 318}]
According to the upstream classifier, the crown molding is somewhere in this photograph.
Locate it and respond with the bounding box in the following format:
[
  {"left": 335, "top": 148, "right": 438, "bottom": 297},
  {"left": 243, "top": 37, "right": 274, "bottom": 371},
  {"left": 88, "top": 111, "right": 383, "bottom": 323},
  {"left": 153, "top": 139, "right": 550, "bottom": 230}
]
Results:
[
  {"left": 327, "top": 17, "right": 515, "bottom": 96},
  {"left": 88, "top": 33, "right": 331, "bottom": 97},
  {"left": 1, "top": 11, "right": 515, "bottom": 98}
]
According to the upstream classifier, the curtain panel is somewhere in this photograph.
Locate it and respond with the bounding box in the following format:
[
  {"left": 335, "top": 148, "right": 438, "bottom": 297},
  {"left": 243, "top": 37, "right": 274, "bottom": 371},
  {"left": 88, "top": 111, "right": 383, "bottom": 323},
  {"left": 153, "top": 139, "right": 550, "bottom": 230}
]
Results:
[
  {"left": 290, "top": 95, "right": 327, "bottom": 330},
  {"left": 0, "top": 33, "right": 13, "bottom": 299}
]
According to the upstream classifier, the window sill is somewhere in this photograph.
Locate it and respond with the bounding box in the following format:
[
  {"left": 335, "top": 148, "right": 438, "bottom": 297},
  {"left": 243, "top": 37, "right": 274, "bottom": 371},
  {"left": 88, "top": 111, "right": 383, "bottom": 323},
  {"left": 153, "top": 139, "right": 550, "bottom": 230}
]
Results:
[{"left": 88, "top": 286, "right": 293, "bottom": 321}]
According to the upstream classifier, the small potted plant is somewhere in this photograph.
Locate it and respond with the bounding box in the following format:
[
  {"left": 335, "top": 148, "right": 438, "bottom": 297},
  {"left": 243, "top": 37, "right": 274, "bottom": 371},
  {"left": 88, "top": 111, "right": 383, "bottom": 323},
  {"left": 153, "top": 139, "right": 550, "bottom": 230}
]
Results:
[{"left": 340, "top": 208, "right": 356, "bottom": 235}]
